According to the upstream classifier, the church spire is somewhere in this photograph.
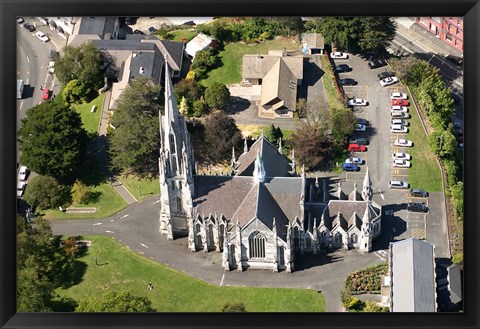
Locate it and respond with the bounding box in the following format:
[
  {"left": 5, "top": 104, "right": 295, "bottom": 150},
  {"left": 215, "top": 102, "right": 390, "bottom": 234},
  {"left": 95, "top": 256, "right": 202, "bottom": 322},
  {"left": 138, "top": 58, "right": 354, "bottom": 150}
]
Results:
[
  {"left": 362, "top": 167, "right": 372, "bottom": 201},
  {"left": 253, "top": 150, "right": 266, "bottom": 183}
]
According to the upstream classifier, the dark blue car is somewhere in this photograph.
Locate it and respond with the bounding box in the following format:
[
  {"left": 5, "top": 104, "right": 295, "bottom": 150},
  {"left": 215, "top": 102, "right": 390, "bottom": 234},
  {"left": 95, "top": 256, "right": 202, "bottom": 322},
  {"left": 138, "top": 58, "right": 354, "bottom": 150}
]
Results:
[{"left": 341, "top": 163, "right": 359, "bottom": 172}]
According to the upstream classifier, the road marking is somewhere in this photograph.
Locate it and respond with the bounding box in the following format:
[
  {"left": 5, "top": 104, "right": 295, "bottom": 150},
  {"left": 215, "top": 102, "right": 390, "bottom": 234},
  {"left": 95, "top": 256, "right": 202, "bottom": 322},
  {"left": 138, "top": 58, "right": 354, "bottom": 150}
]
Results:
[
  {"left": 150, "top": 256, "right": 154, "bottom": 260},
  {"left": 120, "top": 214, "right": 129, "bottom": 219},
  {"left": 19, "top": 102, "right": 23, "bottom": 109},
  {"left": 140, "top": 243, "right": 148, "bottom": 249},
  {"left": 110, "top": 219, "right": 114, "bottom": 222},
  {"left": 153, "top": 199, "right": 161, "bottom": 204},
  {"left": 378, "top": 189, "right": 385, "bottom": 200},
  {"left": 93, "top": 222, "right": 103, "bottom": 226},
  {"left": 26, "top": 78, "right": 29, "bottom": 85},
  {"left": 26, "top": 56, "right": 30, "bottom": 64},
  {"left": 105, "top": 230, "right": 114, "bottom": 233},
  {"left": 220, "top": 273, "right": 225, "bottom": 286}
]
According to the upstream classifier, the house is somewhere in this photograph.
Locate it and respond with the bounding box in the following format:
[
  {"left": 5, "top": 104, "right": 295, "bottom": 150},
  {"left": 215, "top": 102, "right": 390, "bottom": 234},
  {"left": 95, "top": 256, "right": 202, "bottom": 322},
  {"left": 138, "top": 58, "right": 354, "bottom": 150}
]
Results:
[
  {"left": 185, "top": 33, "right": 213, "bottom": 59},
  {"left": 242, "top": 50, "right": 304, "bottom": 118},
  {"left": 383, "top": 238, "right": 437, "bottom": 312},
  {"left": 68, "top": 16, "right": 120, "bottom": 46},
  {"left": 157, "top": 56, "right": 381, "bottom": 272},
  {"left": 301, "top": 33, "right": 325, "bottom": 55}
]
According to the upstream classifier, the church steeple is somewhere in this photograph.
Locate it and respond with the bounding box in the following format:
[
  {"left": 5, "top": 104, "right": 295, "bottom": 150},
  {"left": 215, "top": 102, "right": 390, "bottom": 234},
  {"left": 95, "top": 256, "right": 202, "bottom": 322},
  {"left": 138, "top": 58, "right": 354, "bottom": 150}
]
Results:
[
  {"left": 253, "top": 150, "right": 266, "bottom": 183},
  {"left": 362, "top": 167, "right": 372, "bottom": 201}
]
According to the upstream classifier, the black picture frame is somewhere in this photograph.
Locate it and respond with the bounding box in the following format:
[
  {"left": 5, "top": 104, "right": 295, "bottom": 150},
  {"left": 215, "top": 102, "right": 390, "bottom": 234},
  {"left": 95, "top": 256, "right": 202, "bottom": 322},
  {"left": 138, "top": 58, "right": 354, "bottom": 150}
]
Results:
[{"left": 1, "top": 0, "right": 478, "bottom": 328}]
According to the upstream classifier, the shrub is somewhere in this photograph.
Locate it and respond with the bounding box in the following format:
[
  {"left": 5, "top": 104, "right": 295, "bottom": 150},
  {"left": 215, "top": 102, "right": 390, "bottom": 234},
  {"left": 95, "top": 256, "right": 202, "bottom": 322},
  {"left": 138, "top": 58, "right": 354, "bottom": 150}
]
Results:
[
  {"left": 71, "top": 180, "right": 91, "bottom": 204},
  {"left": 221, "top": 302, "right": 247, "bottom": 312}
]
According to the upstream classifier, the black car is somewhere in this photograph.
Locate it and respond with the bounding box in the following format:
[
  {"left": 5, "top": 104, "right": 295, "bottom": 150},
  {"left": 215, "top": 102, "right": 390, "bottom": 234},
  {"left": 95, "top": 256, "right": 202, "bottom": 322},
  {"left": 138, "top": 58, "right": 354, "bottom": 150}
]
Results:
[
  {"left": 407, "top": 202, "right": 428, "bottom": 213},
  {"left": 133, "top": 29, "right": 145, "bottom": 35},
  {"left": 356, "top": 118, "right": 369, "bottom": 126},
  {"left": 368, "top": 58, "right": 387, "bottom": 69},
  {"left": 338, "top": 78, "right": 357, "bottom": 86},
  {"left": 446, "top": 55, "right": 463, "bottom": 66},
  {"left": 334, "top": 64, "right": 352, "bottom": 73},
  {"left": 377, "top": 71, "right": 395, "bottom": 80},
  {"left": 409, "top": 189, "right": 429, "bottom": 198},
  {"left": 348, "top": 137, "right": 368, "bottom": 145},
  {"left": 23, "top": 23, "right": 36, "bottom": 32}
]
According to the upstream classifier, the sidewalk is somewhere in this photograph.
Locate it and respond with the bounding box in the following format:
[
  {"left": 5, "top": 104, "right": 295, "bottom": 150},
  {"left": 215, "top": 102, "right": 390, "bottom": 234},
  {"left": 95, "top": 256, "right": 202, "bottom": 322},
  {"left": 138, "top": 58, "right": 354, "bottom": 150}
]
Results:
[{"left": 395, "top": 18, "right": 463, "bottom": 57}]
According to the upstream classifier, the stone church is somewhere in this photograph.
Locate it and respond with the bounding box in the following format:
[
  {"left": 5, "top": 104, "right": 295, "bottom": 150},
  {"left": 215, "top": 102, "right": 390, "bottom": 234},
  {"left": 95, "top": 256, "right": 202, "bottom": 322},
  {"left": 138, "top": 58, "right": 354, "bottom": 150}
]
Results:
[{"left": 158, "top": 57, "right": 382, "bottom": 273}]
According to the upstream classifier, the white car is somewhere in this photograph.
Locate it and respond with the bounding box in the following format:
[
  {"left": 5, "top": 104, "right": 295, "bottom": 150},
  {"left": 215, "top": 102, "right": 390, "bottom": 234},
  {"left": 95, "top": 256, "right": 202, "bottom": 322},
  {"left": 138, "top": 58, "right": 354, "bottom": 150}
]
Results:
[
  {"left": 17, "top": 181, "right": 26, "bottom": 197},
  {"left": 389, "top": 180, "right": 409, "bottom": 189},
  {"left": 347, "top": 98, "right": 368, "bottom": 107},
  {"left": 36, "top": 31, "right": 50, "bottom": 42},
  {"left": 330, "top": 51, "right": 349, "bottom": 59},
  {"left": 394, "top": 138, "right": 413, "bottom": 147},
  {"left": 391, "top": 119, "right": 409, "bottom": 126},
  {"left": 380, "top": 76, "right": 399, "bottom": 87},
  {"left": 392, "top": 159, "right": 411, "bottom": 168},
  {"left": 355, "top": 124, "right": 367, "bottom": 132},
  {"left": 390, "top": 106, "right": 408, "bottom": 113},
  {"left": 392, "top": 153, "right": 411, "bottom": 161},
  {"left": 48, "top": 61, "right": 55, "bottom": 74},
  {"left": 390, "top": 92, "right": 408, "bottom": 100},
  {"left": 391, "top": 111, "right": 410, "bottom": 119},
  {"left": 18, "top": 165, "right": 28, "bottom": 181},
  {"left": 390, "top": 124, "right": 408, "bottom": 133},
  {"left": 345, "top": 157, "right": 364, "bottom": 164}
]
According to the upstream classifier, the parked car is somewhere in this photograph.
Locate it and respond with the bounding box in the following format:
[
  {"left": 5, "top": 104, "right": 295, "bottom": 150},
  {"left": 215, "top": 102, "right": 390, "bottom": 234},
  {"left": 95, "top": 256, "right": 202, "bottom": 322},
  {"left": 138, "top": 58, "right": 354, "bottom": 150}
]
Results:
[
  {"left": 17, "top": 181, "right": 26, "bottom": 197},
  {"left": 331, "top": 51, "right": 349, "bottom": 59},
  {"left": 347, "top": 98, "right": 368, "bottom": 107},
  {"left": 334, "top": 64, "right": 352, "bottom": 73},
  {"left": 409, "top": 189, "right": 429, "bottom": 198},
  {"left": 394, "top": 138, "right": 413, "bottom": 147},
  {"left": 392, "top": 119, "right": 409, "bottom": 127},
  {"left": 391, "top": 99, "right": 409, "bottom": 106},
  {"left": 389, "top": 180, "right": 409, "bottom": 189},
  {"left": 17, "top": 17, "right": 24, "bottom": 24},
  {"left": 390, "top": 92, "right": 408, "bottom": 100},
  {"left": 392, "top": 153, "right": 411, "bottom": 161},
  {"left": 391, "top": 111, "right": 410, "bottom": 119},
  {"left": 377, "top": 71, "right": 395, "bottom": 80},
  {"left": 48, "top": 61, "right": 55, "bottom": 74},
  {"left": 355, "top": 124, "right": 367, "bottom": 132},
  {"left": 345, "top": 157, "right": 364, "bottom": 164},
  {"left": 368, "top": 58, "right": 387, "bottom": 69},
  {"left": 18, "top": 165, "right": 28, "bottom": 181},
  {"left": 380, "top": 76, "right": 399, "bottom": 87},
  {"left": 35, "top": 31, "right": 50, "bottom": 42},
  {"left": 41, "top": 87, "right": 50, "bottom": 100},
  {"left": 348, "top": 144, "right": 366, "bottom": 152},
  {"left": 446, "top": 54, "right": 463, "bottom": 66},
  {"left": 23, "top": 23, "right": 36, "bottom": 32},
  {"left": 341, "top": 163, "right": 359, "bottom": 172},
  {"left": 392, "top": 159, "right": 411, "bottom": 168},
  {"left": 356, "top": 118, "right": 369, "bottom": 126},
  {"left": 339, "top": 78, "right": 357, "bottom": 86},
  {"left": 390, "top": 124, "right": 408, "bottom": 133},
  {"left": 407, "top": 202, "right": 428, "bottom": 213},
  {"left": 349, "top": 137, "right": 368, "bottom": 145},
  {"left": 133, "top": 29, "right": 145, "bottom": 35},
  {"left": 390, "top": 105, "right": 408, "bottom": 113}
]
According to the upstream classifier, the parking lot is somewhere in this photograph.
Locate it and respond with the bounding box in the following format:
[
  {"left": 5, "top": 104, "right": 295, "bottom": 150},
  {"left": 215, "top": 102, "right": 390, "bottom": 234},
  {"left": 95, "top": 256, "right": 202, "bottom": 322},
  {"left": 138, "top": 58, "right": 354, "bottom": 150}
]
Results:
[{"left": 331, "top": 53, "right": 448, "bottom": 258}]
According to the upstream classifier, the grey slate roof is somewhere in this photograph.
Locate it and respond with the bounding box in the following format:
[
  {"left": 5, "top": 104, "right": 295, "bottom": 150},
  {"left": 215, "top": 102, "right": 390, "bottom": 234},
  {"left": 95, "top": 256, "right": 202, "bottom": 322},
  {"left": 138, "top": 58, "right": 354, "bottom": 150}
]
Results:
[
  {"left": 321, "top": 200, "right": 380, "bottom": 231},
  {"left": 447, "top": 264, "right": 462, "bottom": 304},
  {"left": 302, "top": 33, "right": 325, "bottom": 49},
  {"left": 264, "top": 177, "right": 303, "bottom": 222},
  {"left": 236, "top": 137, "right": 292, "bottom": 177},
  {"left": 78, "top": 16, "right": 117, "bottom": 37},
  {"left": 390, "top": 238, "right": 436, "bottom": 312}
]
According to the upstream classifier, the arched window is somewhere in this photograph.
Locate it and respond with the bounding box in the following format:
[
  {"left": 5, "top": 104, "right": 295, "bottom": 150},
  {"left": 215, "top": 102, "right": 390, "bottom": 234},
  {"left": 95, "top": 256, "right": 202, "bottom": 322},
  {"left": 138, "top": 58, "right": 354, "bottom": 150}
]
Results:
[
  {"left": 350, "top": 233, "right": 358, "bottom": 244},
  {"left": 195, "top": 223, "right": 202, "bottom": 247},
  {"left": 248, "top": 231, "right": 266, "bottom": 259},
  {"left": 174, "top": 197, "right": 182, "bottom": 213},
  {"left": 208, "top": 224, "right": 214, "bottom": 248},
  {"left": 334, "top": 232, "right": 342, "bottom": 244},
  {"left": 306, "top": 237, "right": 311, "bottom": 249},
  {"left": 320, "top": 230, "right": 327, "bottom": 237}
]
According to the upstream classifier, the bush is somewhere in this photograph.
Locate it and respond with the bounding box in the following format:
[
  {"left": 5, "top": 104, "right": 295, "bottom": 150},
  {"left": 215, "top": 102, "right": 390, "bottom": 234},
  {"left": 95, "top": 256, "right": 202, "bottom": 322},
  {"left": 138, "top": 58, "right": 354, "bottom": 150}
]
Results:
[
  {"left": 62, "top": 79, "right": 90, "bottom": 105},
  {"left": 221, "top": 302, "right": 247, "bottom": 312},
  {"left": 345, "top": 263, "right": 388, "bottom": 294},
  {"left": 363, "top": 300, "right": 389, "bottom": 312},
  {"left": 452, "top": 252, "right": 463, "bottom": 265},
  {"left": 347, "top": 297, "right": 363, "bottom": 310},
  {"left": 71, "top": 180, "right": 92, "bottom": 204},
  {"left": 204, "top": 82, "right": 230, "bottom": 110}
]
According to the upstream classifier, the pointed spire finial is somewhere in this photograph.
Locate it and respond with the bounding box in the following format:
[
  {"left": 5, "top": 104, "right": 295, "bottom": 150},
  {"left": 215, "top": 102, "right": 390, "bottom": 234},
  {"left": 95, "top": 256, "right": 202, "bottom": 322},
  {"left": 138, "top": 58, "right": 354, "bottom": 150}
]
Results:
[
  {"left": 243, "top": 137, "right": 248, "bottom": 154},
  {"left": 253, "top": 149, "right": 266, "bottom": 183},
  {"left": 315, "top": 173, "right": 319, "bottom": 188},
  {"left": 278, "top": 137, "right": 283, "bottom": 154}
]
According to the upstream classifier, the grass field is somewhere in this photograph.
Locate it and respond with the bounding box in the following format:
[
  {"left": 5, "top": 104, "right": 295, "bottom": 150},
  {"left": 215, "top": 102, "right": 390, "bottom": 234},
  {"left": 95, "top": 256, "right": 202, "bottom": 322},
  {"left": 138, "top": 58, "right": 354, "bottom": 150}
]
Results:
[
  {"left": 319, "top": 56, "right": 345, "bottom": 110},
  {"left": 72, "top": 94, "right": 104, "bottom": 134},
  {"left": 118, "top": 173, "right": 160, "bottom": 201},
  {"left": 237, "top": 124, "right": 294, "bottom": 140},
  {"left": 407, "top": 98, "right": 443, "bottom": 192},
  {"left": 56, "top": 236, "right": 325, "bottom": 312},
  {"left": 166, "top": 29, "right": 197, "bottom": 43},
  {"left": 201, "top": 38, "right": 300, "bottom": 87}
]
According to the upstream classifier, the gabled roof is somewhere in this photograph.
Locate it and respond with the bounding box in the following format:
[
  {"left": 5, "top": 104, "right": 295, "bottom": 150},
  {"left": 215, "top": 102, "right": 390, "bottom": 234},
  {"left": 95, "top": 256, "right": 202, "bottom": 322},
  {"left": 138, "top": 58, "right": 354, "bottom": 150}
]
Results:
[
  {"left": 261, "top": 58, "right": 297, "bottom": 111},
  {"left": 302, "top": 33, "right": 325, "bottom": 49},
  {"left": 390, "top": 238, "right": 436, "bottom": 312},
  {"left": 242, "top": 53, "right": 303, "bottom": 80},
  {"left": 236, "top": 136, "right": 292, "bottom": 177},
  {"left": 185, "top": 33, "right": 213, "bottom": 58},
  {"left": 264, "top": 177, "right": 303, "bottom": 222},
  {"left": 77, "top": 16, "right": 117, "bottom": 38},
  {"left": 322, "top": 199, "right": 381, "bottom": 230}
]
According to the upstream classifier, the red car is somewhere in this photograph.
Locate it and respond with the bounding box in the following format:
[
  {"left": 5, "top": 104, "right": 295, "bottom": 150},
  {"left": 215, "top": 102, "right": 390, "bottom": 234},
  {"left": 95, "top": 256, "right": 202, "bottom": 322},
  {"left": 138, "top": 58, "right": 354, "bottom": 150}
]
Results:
[
  {"left": 348, "top": 143, "right": 367, "bottom": 152},
  {"left": 41, "top": 87, "right": 50, "bottom": 101},
  {"left": 391, "top": 99, "right": 409, "bottom": 106}
]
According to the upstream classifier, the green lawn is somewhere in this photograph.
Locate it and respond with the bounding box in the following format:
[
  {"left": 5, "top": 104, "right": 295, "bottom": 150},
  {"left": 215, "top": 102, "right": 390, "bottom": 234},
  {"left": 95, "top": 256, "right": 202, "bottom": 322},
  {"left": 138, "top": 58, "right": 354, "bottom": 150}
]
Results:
[
  {"left": 72, "top": 94, "right": 104, "bottom": 134},
  {"left": 237, "top": 124, "right": 294, "bottom": 140},
  {"left": 319, "top": 56, "right": 345, "bottom": 110},
  {"left": 201, "top": 38, "right": 300, "bottom": 87},
  {"left": 166, "top": 29, "right": 197, "bottom": 43},
  {"left": 407, "top": 95, "right": 443, "bottom": 192},
  {"left": 56, "top": 236, "right": 325, "bottom": 312},
  {"left": 118, "top": 173, "right": 160, "bottom": 201},
  {"left": 43, "top": 183, "right": 127, "bottom": 220}
]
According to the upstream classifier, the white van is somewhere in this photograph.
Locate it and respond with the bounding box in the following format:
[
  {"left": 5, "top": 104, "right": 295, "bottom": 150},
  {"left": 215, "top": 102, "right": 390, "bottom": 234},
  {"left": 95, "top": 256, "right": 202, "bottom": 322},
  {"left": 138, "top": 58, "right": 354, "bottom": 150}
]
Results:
[{"left": 17, "top": 79, "right": 24, "bottom": 99}]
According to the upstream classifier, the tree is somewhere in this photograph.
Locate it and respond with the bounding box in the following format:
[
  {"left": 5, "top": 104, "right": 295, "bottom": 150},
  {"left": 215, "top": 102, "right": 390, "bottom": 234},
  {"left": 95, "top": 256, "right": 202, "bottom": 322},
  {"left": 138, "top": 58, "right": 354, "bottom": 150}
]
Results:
[
  {"left": 222, "top": 302, "right": 247, "bottom": 312},
  {"left": 203, "top": 111, "right": 242, "bottom": 162},
  {"left": 191, "top": 49, "right": 219, "bottom": 79},
  {"left": 23, "top": 175, "right": 68, "bottom": 209},
  {"left": 55, "top": 43, "right": 103, "bottom": 90},
  {"left": 330, "top": 108, "right": 356, "bottom": 155},
  {"left": 290, "top": 123, "right": 333, "bottom": 170},
  {"left": 192, "top": 97, "right": 207, "bottom": 117},
  {"left": 178, "top": 96, "right": 190, "bottom": 116},
  {"left": 265, "top": 124, "right": 279, "bottom": 146},
  {"left": 18, "top": 102, "right": 87, "bottom": 183},
  {"left": 62, "top": 79, "right": 90, "bottom": 105},
  {"left": 71, "top": 180, "right": 91, "bottom": 204},
  {"left": 76, "top": 291, "right": 156, "bottom": 312},
  {"left": 357, "top": 17, "right": 397, "bottom": 52},
  {"left": 296, "top": 98, "right": 308, "bottom": 118},
  {"left": 17, "top": 269, "right": 54, "bottom": 312},
  {"left": 174, "top": 78, "right": 204, "bottom": 107},
  {"left": 204, "top": 82, "right": 230, "bottom": 110},
  {"left": 363, "top": 300, "right": 389, "bottom": 312},
  {"left": 109, "top": 77, "right": 161, "bottom": 177}
]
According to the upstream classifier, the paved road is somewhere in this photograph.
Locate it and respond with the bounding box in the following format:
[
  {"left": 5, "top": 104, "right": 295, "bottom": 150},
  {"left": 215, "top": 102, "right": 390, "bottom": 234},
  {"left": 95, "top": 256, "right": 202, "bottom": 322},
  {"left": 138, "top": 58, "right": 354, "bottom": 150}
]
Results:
[{"left": 49, "top": 194, "right": 381, "bottom": 312}]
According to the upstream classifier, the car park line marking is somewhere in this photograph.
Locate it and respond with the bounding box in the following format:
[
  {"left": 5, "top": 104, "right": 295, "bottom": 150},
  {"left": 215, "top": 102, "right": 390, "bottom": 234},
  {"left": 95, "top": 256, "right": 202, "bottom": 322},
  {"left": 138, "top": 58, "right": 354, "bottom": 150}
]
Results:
[
  {"left": 153, "top": 199, "right": 161, "bottom": 204},
  {"left": 105, "top": 230, "right": 114, "bottom": 233},
  {"left": 110, "top": 219, "right": 114, "bottom": 222},
  {"left": 220, "top": 273, "right": 225, "bottom": 286},
  {"left": 93, "top": 222, "right": 103, "bottom": 226},
  {"left": 378, "top": 189, "right": 385, "bottom": 200},
  {"left": 19, "top": 102, "right": 23, "bottom": 109},
  {"left": 26, "top": 56, "right": 30, "bottom": 64},
  {"left": 120, "top": 214, "right": 129, "bottom": 219},
  {"left": 140, "top": 243, "right": 148, "bottom": 249}
]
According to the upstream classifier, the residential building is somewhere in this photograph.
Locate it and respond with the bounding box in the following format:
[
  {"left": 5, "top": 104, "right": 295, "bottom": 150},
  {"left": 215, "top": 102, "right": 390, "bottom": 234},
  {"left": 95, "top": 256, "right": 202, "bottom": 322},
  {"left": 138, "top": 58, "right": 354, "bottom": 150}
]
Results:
[
  {"left": 185, "top": 33, "right": 213, "bottom": 59},
  {"left": 415, "top": 17, "right": 463, "bottom": 53},
  {"left": 301, "top": 33, "right": 325, "bottom": 55},
  {"left": 68, "top": 16, "right": 120, "bottom": 46}
]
